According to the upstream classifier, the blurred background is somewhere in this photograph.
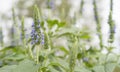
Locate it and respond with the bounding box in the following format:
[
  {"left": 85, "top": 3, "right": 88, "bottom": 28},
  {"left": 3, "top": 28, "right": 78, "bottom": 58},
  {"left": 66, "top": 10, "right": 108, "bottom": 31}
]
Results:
[{"left": 0, "top": 0, "right": 120, "bottom": 53}]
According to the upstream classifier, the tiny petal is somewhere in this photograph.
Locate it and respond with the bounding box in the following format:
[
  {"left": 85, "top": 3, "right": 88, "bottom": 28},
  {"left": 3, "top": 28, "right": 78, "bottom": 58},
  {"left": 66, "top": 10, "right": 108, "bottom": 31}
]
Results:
[
  {"left": 36, "top": 35, "right": 39, "bottom": 39},
  {"left": 32, "top": 22, "right": 35, "bottom": 27},
  {"left": 41, "top": 37, "right": 44, "bottom": 40},
  {"left": 83, "top": 57, "right": 89, "bottom": 62},
  {"left": 38, "top": 20, "right": 40, "bottom": 23},
  {"left": 37, "top": 25, "right": 40, "bottom": 28},
  {"left": 31, "top": 41, "right": 35, "bottom": 45},
  {"left": 35, "top": 39, "right": 39, "bottom": 43},
  {"left": 41, "top": 33, "right": 44, "bottom": 36},
  {"left": 41, "top": 41, "right": 44, "bottom": 45}
]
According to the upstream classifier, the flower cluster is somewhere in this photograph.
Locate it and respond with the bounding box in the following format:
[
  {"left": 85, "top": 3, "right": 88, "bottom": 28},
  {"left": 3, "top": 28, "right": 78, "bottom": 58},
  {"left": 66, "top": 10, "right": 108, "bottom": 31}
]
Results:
[
  {"left": 20, "top": 28, "right": 27, "bottom": 40},
  {"left": 41, "top": 33, "right": 44, "bottom": 45},
  {"left": 83, "top": 57, "right": 89, "bottom": 62},
  {"left": 47, "top": 0, "right": 55, "bottom": 9},
  {"left": 31, "top": 21, "right": 44, "bottom": 45}
]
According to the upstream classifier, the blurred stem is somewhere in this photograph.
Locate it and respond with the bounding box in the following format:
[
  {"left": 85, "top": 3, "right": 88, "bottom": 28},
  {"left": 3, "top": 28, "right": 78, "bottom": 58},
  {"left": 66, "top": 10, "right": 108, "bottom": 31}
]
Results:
[
  {"left": 108, "top": 0, "right": 115, "bottom": 43},
  {"left": 110, "top": 0, "right": 113, "bottom": 11},
  {"left": 36, "top": 45, "right": 40, "bottom": 64},
  {"left": 28, "top": 46, "right": 34, "bottom": 59},
  {"left": 12, "top": 8, "right": 19, "bottom": 45},
  {"left": 21, "top": 16, "right": 25, "bottom": 45},
  {"left": 33, "top": 5, "right": 41, "bottom": 65},
  {"left": 93, "top": 0, "right": 103, "bottom": 49},
  {"left": 11, "top": 8, "right": 15, "bottom": 45},
  {"left": 104, "top": 52, "right": 109, "bottom": 72},
  {"left": 0, "top": 29, "right": 4, "bottom": 47},
  {"left": 104, "top": 1, "right": 114, "bottom": 71},
  {"left": 104, "top": 43, "right": 112, "bottom": 72},
  {"left": 44, "top": 31, "right": 51, "bottom": 50},
  {"left": 69, "top": 36, "right": 78, "bottom": 72},
  {"left": 80, "top": 0, "right": 84, "bottom": 16},
  {"left": 12, "top": 8, "right": 17, "bottom": 27},
  {"left": 38, "top": 6, "right": 43, "bottom": 21}
]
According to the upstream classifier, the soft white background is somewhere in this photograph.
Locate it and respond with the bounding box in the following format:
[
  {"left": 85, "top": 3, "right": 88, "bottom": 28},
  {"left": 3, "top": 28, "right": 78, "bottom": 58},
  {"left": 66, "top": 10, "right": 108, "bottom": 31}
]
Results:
[{"left": 0, "top": 0, "right": 120, "bottom": 53}]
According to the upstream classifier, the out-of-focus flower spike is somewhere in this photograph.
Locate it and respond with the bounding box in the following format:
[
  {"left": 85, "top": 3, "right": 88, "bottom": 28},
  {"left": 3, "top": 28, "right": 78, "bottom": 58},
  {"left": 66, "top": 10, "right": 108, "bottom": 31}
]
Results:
[
  {"left": 93, "top": 0, "right": 103, "bottom": 48},
  {"left": 108, "top": 0, "right": 115, "bottom": 43}
]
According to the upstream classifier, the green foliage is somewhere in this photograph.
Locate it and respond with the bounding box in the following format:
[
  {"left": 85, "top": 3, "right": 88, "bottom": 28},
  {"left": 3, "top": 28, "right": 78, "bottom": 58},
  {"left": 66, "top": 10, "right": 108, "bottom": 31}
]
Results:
[
  {"left": 47, "top": 19, "right": 66, "bottom": 29},
  {"left": 0, "top": 0, "right": 120, "bottom": 72},
  {"left": 0, "top": 59, "right": 40, "bottom": 72}
]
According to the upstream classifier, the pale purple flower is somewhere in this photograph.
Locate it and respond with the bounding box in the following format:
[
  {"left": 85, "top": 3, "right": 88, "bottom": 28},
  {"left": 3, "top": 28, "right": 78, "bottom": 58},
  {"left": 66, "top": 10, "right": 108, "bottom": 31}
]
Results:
[
  {"left": 41, "top": 33, "right": 44, "bottom": 45},
  {"left": 30, "top": 21, "right": 44, "bottom": 45},
  {"left": 83, "top": 57, "right": 89, "bottom": 62}
]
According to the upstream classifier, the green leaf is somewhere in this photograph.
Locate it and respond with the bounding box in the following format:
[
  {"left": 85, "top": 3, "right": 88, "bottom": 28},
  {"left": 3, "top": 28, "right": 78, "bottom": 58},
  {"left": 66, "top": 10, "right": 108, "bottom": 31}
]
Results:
[
  {"left": 47, "top": 19, "right": 66, "bottom": 29},
  {"left": 12, "top": 59, "right": 40, "bottom": 72},
  {"left": 58, "top": 46, "right": 69, "bottom": 54},
  {"left": 92, "top": 63, "right": 117, "bottom": 72},
  {"left": 49, "top": 58, "right": 69, "bottom": 71},
  {"left": 105, "top": 63, "right": 116, "bottom": 72},
  {"left": 77, "top": 52, "right": 83, "bottom": 59},
  {"left": 49, "top": 66, "right": 60, "bottom": 72},
  {"left": 55, "top": 27, "right": 80, "bottom": 38},
  {"left": 4, "top": 54, "right": 26, "bottom": 60},
  {"left": 56, "top": 58, "right": 69, "bottom": 70},
  {"left": 92, "top": 65, "right": 105, "bottom": 72},
  {"left": 106, "top": 54, "right": 117, "bottom": 62},
  {"left": 75, "top": 66, "right": 91, "bottom": 72},
  {"left": 47, "top": 19, "right": 59, "bottom": 28},
  {"left": 58, "top": 21, "right": 66, "bottom": 27},
  {"left": 0, "top": 65, "right": 17, "bottom": 72}
]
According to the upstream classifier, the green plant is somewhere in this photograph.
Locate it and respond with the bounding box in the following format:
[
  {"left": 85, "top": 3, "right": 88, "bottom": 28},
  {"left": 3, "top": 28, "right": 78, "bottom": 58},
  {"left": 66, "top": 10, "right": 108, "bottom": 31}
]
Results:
[{"left": 0, "top": 0, "right": 120, "bottom": 72}]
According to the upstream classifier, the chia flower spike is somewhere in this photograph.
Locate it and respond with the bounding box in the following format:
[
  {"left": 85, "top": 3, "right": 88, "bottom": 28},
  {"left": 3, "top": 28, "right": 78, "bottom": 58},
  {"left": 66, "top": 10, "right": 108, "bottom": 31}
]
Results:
[
  {"left": 80, "top": 0, "right": 84, "bottom": 15},
  {"left": 93, "top": 0, "right": 103, "bottom": 48},
  {"left": 41, "top": 33, "right": 44, "bottom": 45},
  {"left": 108, "top": 0, "right": 115, "bottom": 43},
  {"left": 47, "top": 0, "right": 55, "bottom": 9},
  {"left": 0, "top": 29, "right": 3, "bottom": 47},
  {"left": 83, "top": 57, "right": 89, "bottom": 62},
  {"left": 21, "top": 16, "right": 25, "bottom": 43},
  {"left": 31, "top": 22, "right": 41, "bottom": 45},
  {"left": 30, "top": 5, "right": 45, "bottom": 45}
]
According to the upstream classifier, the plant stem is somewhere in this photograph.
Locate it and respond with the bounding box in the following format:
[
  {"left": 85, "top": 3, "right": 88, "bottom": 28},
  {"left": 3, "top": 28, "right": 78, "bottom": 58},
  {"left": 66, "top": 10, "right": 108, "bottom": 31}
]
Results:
[
  {"left": 69, "top": 36, "right": 78, "bottom": 72},
  {"left": 80, "top": 0, "right": 84, "bottom": 15},
  {"left": 93, "top": 0, "right": 103, "bottom": 49},
  {"left": 36, "top": 45, "right": 40, "bottom": 64},
  {"left": 108, "top": 0, "right": 115, "bottom": 43},
  {"left": 28, "top": 46, "right": 34, "bottom": 60}
]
